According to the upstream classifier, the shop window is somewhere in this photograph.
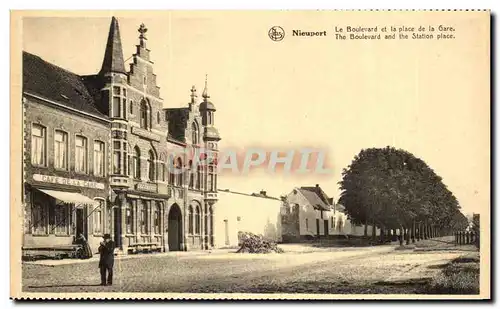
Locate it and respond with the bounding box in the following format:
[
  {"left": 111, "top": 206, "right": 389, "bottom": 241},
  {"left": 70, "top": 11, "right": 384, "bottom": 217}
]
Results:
[
  {"left": 154, "top": 203, "right": 161, "bottom": 234},
  {"left": 31, "top": 124, "right": 46, "bottom": 166},
  {"left": 75, "top": 135, "right": 88, "bottom": 173},
  {"left": 140, "top": 202, "right": 149, "bottom": 234},
  {"left": 54, "top": 130, "right": 68, "bottom": 170},
  {"left": 54, "top": 204, "right": 69, "bottom": 235},
  {"left": 32, "top": 203, "right": 47, "bottom": 235},
  {"left": 126, "top": 203, "right": 134, "bottom": 234}
]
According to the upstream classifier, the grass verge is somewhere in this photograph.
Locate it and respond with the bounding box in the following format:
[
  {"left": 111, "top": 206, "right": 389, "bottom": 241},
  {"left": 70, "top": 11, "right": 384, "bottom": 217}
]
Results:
[{"left": 424, "top": 253, "right": 480, "bottom": 294}]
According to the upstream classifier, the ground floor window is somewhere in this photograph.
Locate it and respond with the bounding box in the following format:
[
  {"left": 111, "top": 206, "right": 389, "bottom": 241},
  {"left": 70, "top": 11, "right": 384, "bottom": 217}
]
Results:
[
  {"left": 126, "top": 202, "right": 134, "bottom": 234},
  {"left": 54, "top": 204, "right": 69, "bottom": 235},
  {"left": 140, "top": 201, "right": 149, "bottom": 234},
  {"left": 93, "top": 199, "right": 105, "bottom": 235},
  {"left": 32, "top": 203, "right": 48, "bottom": 235}
]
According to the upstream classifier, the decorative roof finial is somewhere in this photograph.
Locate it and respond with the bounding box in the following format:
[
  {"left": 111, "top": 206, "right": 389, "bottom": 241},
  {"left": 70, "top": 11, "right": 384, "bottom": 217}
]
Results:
[
  {"left": 202, "top": 74, "right": 209, "bottom": 99},
  {"left": 190, "top": 85, "right": 197, "bottom": 103},
  {"left": 138, "top": 23, "right": 148, "bottom": 47}
]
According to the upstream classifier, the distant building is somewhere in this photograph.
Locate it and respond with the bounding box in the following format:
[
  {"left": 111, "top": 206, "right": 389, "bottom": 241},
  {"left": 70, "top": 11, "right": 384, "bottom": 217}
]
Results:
[
  {"left": 215, "top": 189, "right": 282, "bottom": 248},
  {"left": 281, "top": 184, "right": 379, "bottom": 242}
]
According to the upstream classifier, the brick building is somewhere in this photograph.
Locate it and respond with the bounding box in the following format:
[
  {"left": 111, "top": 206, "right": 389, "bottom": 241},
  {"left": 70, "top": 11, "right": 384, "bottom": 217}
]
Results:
[{"left": 22, "top": 17, "right": 221, "bottom": 256}]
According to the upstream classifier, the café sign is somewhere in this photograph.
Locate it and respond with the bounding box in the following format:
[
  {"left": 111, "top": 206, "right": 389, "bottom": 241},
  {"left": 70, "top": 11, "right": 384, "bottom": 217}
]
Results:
[{"left": 33, "top": 174, "right": 105, "bottom": 190}]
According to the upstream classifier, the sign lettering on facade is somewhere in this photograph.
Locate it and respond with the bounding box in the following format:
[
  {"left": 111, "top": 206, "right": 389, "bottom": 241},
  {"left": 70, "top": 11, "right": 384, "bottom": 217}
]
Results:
[
  {"left": 136, "top": 182, "right": 157, "bottom": 192},
  {"left": 33, "top": 174, "right": 105, "bottom": 190}
]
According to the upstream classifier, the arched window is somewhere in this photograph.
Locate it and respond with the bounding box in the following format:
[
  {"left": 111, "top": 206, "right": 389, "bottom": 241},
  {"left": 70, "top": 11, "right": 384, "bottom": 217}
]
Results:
[
  {"left": 176, "top": 158, "right": 183, "bottom": 187},
  {"left": 192, "top": 122, "right": 199, "bottom": 145},
  {"left": 133, "top": 146, "right": 141, "bottom": 179},
  {"left": 188, "top": 205, "right": 193, "bottom": 234},
  {"left": 140, "top": 99, "right": 150, "bottom": 129},
  {"left": 148, "top": 150, "right": 155, "bottom": 181},
  {"left": 195, "top": 205, "right": 200, "bottom": 234},
  {"left": 208, "top": 113, "right": 212, "bottom": 125}
]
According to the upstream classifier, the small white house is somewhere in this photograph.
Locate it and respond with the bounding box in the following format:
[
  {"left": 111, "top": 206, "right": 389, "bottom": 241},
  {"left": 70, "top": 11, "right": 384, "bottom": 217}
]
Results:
[
  {"left": 214, "top": 189, "right": 282, "bottom": 248},
  {"left": 281, "top": 184, "right": 379, "bottom": 242}
]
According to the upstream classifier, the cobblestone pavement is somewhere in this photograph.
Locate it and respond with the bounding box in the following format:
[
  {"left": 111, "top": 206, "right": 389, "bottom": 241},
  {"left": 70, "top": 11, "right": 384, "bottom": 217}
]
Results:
[{"left": 22, "top": 243, "right": 468, "bottom": 294}]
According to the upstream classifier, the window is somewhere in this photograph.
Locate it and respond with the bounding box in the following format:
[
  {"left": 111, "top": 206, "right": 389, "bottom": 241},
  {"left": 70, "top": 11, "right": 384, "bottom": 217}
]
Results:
[
  {"left": 197, "top": 164, "right": 203, "bottom": 190},
  {"left": 94, "top": 141, "right": 105, "bottom": 176},
  {"left": 129, "top": 100, "right": 134, "bottom": 114},
  {"left": 140, "top": 100, "right": 150, "bottom": 129},
  {"left": 208, "top": 157, "right": 216, "bottom": 192},
  {"left": 195, "top": 206, "right": 200, "bottom": 234},
  {"left": 113, "top": 97, "right": 120, "bottom": 118},
  {"left": 54, "top": 130, "right": 68, "bottom": 169},
  {"left": 158, "top": 162, "right": 164, "bottom": 182},
  {"left": 188, "top": 161, "right": 194, "bottom": 188},
  {"left": 188, "top": 206, "right": 193, "bottom": 234},
  {"left": 133, "top": 146, "right": 141, "bottom": 179},
  {"left": 94, "top": 200, "right": 104, "bottom": 235},
  {"left": 176, "top": 158, "right": 183, "bottom": 186},
  {"left": 157, "top": 112, "right": 161, "bottom": 124},
  {"left": 54, "top": 204, "right": 69, "bottom": 235},
  {"left": 148, "top": 150, "right": 155, "bottom": 181},
  {"left": 126, "top": 202, "right": 134, "bottom": 234},
  {"left": 75, "top": 135, "right": 88, "bottom": 173},
  {"left": 192, "top": 122, "right": 199, "bottom": 145},
  {"left": 140, "top": 202, "right": 149, "bottom": 234},
  {"left": 208, "top": 112, "right": 212, "bottom": 125},
  {"left": 306, "top": 218, "right": 309, "bottom": 230},
  {"left": 31, "top": 124, "right": 46, "bottom": 166},
  {"left": 113, "top": 141, "right": 121, "bottom": 174},
  {"left": 154, "top": 203, "right": 161, "bottom": 234},
  {"left": 331, "top": 216, "right": 334, "bottom": 229},
  {"left": 112, "top": 86, "right": 127, "bottom": 119},
  {"left": 32, "top": 203, "right": 47, "bottom": 235}
]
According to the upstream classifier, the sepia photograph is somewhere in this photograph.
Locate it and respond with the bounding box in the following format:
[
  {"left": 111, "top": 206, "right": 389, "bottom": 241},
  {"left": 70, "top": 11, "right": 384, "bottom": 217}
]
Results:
[{"left": 9, "top": 10, "right": 490, "bottom": 300}]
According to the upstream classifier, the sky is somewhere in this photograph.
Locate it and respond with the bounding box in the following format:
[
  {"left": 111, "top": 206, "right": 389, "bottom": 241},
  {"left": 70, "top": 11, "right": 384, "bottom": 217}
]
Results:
[{"left": 20, "top": 11, "right": 490, "bottom": 216}]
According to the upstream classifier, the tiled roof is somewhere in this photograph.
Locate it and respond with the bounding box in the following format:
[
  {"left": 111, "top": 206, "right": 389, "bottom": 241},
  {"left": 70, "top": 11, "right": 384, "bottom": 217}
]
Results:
[
  {"left": 165, "top": 107, "right": 189, "bottom": 142},
  {"left": 298, "top": 186, "right": 332, "bottom": 211},
  {"left": 22, "top": 51, "right": 106, "bottom": 118}
]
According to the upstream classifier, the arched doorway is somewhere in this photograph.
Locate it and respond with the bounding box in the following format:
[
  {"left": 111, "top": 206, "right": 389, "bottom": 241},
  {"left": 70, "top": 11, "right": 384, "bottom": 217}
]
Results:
[{"left": 168, "top": 204, "right": 182, "bottom": 251}]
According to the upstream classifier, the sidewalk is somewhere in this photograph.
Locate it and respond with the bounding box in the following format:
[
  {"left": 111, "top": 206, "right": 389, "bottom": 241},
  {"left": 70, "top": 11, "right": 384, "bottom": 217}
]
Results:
[{"left": 23, "top": 248, "right": 235, "bottom": 267}]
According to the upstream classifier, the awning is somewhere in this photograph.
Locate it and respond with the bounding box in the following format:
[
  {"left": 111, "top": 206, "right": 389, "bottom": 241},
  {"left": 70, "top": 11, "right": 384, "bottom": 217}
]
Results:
[{"left": 38, "top": 189, "right": 97, "bottom": 206}]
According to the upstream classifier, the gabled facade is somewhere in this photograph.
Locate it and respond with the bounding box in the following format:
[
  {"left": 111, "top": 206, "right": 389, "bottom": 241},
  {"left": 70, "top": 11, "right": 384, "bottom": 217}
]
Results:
[{"left": 21, "top": 17, "right": 221, "bottom": 257}]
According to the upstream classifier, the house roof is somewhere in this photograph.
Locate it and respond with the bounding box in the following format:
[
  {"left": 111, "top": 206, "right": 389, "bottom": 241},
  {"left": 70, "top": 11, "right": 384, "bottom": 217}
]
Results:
[
  {"left": 165, "top": 107, "right": 190, "bottom": 142},
  {"left": 297, "top": 186, "right": 332, "bottom": 211},
  {"left": 22, "top": 51, "right": 106, "bottom": 118},
  {"left": 99, "top": 16, "right": 126, "bottom": 75}
]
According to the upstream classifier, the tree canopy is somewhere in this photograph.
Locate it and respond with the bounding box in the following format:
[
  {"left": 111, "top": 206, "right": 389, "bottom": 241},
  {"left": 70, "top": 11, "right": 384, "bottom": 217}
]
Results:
[{"left": 338, "top": 146, "right": 467, "bottom": 231}]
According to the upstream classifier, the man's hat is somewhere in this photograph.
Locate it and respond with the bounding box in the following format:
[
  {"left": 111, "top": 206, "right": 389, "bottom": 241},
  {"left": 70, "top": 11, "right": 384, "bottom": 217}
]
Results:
[{"left": 103, "top": 233, "right": 111, "bottom": 239}]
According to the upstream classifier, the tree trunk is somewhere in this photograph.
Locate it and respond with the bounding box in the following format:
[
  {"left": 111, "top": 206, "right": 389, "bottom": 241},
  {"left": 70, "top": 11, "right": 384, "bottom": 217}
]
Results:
[
  {"left": 416, "top": 222, "right": 421, "bottom": 241},
  {"left": 405, "top": 228, "right": 410, "bottom": 245},
  {"left": 364, "top": 219, "right": 368, "bottom": 237},
  {"left": 371, "top": 222, "right": 376, "bottom": 242},
  {"left": 411, "top": 221, "right": 416, "bottom": 243},
  {"left": 380, "top": 227, "right": 385, "bottom": 243},
  {"left": 399, "top": 225, "right": 404, "bottom": 246}
]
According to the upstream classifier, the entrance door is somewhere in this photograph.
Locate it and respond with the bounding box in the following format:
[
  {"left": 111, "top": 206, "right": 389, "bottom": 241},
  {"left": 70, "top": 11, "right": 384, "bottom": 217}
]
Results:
[
  {"left": 168, "top": 204, "right": 182, "bottom": 251},
  {"left": 75, "top": 208, "right": 87, "bottom": 239},
  {"left": 324, "top": 220, "right": 329, "bottom": 236},
  {"left": 316, "top": 219, "right": 320, "bottom": 238}
]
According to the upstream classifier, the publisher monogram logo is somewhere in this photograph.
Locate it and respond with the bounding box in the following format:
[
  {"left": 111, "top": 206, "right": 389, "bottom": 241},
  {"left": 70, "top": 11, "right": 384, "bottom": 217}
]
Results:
[{"left": 268, "top": 26, "right": 285, "bottom": 41}]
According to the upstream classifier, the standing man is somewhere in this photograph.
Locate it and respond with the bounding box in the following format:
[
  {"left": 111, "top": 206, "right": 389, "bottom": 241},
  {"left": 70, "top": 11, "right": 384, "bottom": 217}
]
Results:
[{"left": 98, "top": 233, "right": 115, "bottom": 286}]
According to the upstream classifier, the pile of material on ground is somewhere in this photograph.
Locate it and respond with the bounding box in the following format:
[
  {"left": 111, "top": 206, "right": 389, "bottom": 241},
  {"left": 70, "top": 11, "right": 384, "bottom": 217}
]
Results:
[
  {"left": 425, "top": 253, "right": 480, "bottom": 294},
  {"left": 236, "top": 231, "right": 284, "bottom": 254}
]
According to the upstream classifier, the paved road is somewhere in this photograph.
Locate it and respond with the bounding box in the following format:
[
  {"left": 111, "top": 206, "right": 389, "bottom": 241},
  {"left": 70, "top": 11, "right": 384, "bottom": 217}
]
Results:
[{"left": 22, "top": 243, "right": 466, "bottom": 294}]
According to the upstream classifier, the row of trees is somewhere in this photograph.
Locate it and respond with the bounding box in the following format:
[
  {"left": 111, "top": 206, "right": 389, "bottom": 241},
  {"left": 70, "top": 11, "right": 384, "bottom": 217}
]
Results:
[{"left": 338, "top": 146, "right": 469, "bottom": 245}]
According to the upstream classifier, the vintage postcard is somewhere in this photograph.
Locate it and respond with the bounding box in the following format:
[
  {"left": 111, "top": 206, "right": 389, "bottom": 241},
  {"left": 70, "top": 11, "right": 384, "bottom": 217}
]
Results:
[{"left": 10, "top": 10, "right": 490, "bottom": 300}]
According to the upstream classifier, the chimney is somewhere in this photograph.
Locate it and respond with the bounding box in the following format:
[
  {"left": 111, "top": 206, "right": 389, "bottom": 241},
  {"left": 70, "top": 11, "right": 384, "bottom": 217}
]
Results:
[
  {"left": 315, "top": 184, "right": 319, "bottom": 188},
  {"left": 260, "top": 190, "right": 267, "bottom": 196}
]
